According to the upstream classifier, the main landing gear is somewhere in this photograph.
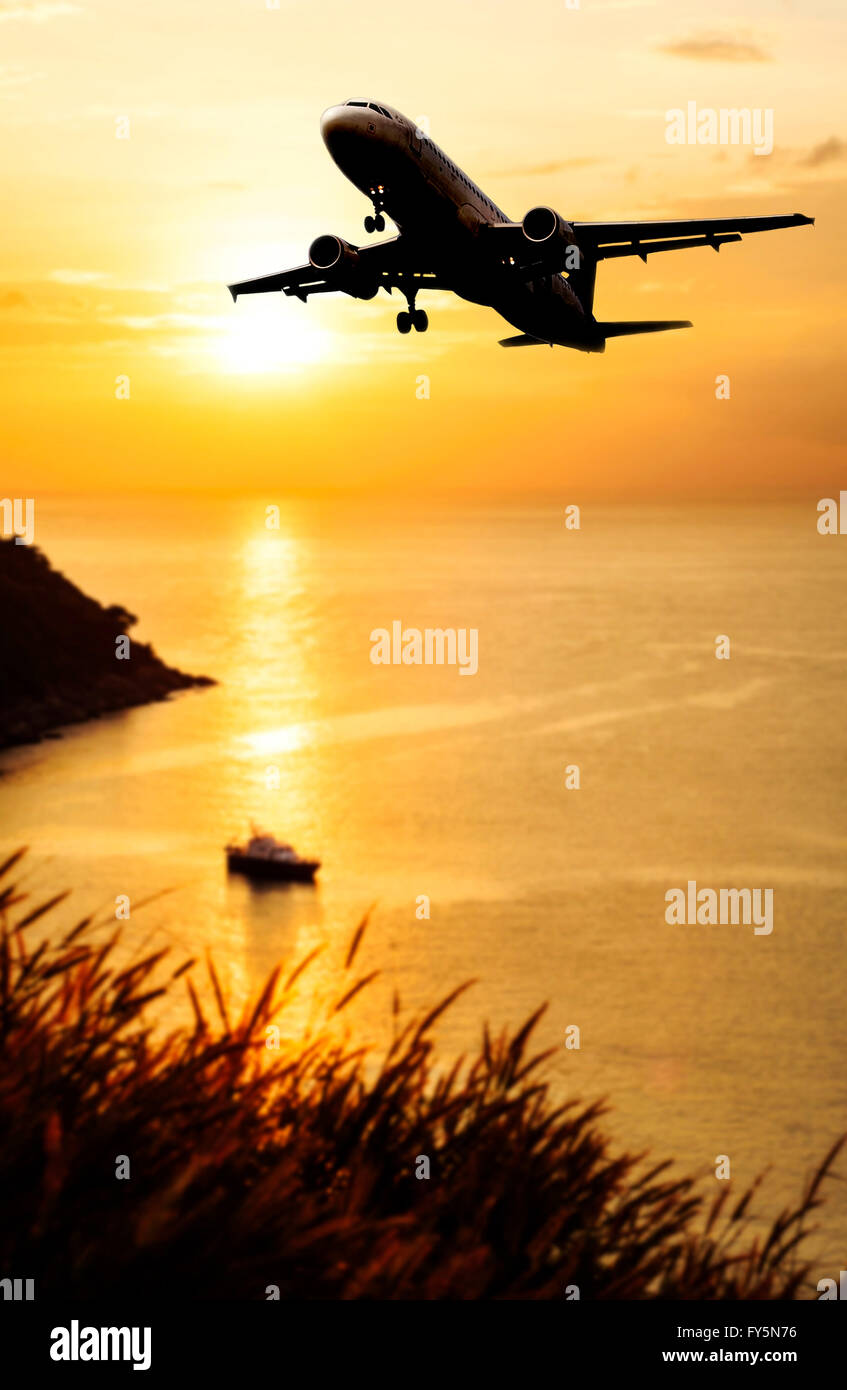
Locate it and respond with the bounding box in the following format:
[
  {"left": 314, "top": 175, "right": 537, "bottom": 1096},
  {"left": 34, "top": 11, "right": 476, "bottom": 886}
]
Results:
[
  {"left": 396, "top": 307, "right": 428, "bottom": 334},
  {"left": 394, "top": 279, "right": 428, "bottom": 333}
]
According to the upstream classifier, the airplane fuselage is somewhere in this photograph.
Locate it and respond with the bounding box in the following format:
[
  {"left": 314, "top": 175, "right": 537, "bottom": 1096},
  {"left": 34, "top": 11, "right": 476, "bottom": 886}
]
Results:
[{"left": 319, "top": 100, "right": 592, "bottom": 347}]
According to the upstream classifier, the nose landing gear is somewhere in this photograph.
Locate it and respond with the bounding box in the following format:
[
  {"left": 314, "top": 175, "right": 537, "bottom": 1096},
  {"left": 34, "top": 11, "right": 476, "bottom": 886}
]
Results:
[{"left": 365, "top": 187, "right": 387, "bottom": 233}]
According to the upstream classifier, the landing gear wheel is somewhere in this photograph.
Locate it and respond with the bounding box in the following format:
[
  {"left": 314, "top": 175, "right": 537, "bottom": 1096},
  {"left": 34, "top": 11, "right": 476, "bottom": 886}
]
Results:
[
  {"left": 374, "top": 213, "right": 386, "bottom": 232},
  {"left": 412, "top": 310, "right": 428, "bottom": 333},
  {"left": 364, "top": 214, "right": 376, "bottom": 233},
  {"left": 397, "top": 311, "right": 412, "bottom": 334}
]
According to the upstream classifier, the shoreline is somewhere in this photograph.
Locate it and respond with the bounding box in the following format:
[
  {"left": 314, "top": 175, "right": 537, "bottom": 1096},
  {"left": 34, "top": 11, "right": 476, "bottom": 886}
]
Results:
[{"left": 0, "top": 538, "right": 215, "bottom": 751}]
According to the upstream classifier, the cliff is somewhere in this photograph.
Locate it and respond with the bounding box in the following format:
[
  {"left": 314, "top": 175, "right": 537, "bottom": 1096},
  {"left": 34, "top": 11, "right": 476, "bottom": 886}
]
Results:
[{"left": 0, "top": 538, "right": 214, "bottom": 749}]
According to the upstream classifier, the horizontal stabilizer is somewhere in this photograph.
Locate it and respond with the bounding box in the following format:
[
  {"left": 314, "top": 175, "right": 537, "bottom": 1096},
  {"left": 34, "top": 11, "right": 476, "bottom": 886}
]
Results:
[
  {"left": 499, "top": 333, "right": 548, "bottom": 347},
  {"left": 598, "top": 320, "right": 693, "bottom": 339}
]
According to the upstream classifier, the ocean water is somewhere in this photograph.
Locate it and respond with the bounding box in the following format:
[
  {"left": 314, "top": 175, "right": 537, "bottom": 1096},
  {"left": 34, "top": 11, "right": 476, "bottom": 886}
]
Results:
[{"left": 2, "top": 495, "right": 846, "bottom": 1277}]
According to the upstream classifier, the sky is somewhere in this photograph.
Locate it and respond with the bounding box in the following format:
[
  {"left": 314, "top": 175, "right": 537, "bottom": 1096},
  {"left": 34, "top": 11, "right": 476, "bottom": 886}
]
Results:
[{"left": 1, "top": 0, "right": 845, "bottom": 497}]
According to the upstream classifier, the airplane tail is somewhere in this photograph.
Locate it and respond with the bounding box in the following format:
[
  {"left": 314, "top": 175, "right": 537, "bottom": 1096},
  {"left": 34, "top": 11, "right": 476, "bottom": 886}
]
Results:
[
  {"left": 596, "top": 320, "right": 693, "bottom": 339},
  {"left": 499, "top": 321, "right": 693, "bottom": 350}
]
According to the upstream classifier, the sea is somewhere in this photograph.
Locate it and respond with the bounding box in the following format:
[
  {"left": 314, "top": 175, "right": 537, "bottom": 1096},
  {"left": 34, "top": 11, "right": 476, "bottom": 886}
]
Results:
[{"left": 2, "top": 495, "right": 845, "bottom": 1277}]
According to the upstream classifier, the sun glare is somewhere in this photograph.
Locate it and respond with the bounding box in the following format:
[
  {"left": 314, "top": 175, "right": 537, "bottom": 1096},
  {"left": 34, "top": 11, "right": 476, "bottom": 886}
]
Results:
[
  {"left": 241, "top": 724, "right": 311, "bottom": 756},
  {"left": 217, "top": 300, "right": 328, "bottom": 375}
]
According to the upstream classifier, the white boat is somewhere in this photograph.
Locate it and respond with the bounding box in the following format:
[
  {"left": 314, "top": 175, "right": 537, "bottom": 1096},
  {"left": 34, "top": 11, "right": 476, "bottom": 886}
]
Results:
[{"left": 225, "top": 829, "right": 320, "bottom": 883}]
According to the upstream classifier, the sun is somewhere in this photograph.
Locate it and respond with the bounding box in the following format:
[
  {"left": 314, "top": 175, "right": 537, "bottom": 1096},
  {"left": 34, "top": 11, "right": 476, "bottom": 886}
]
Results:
[{"left": 216, "top": 297, "right": 328, "bottom": 374}]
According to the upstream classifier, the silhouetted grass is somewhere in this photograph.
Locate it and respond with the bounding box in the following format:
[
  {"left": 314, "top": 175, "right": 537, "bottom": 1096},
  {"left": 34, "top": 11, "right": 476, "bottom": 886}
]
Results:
[{"left": 0, "top": 849, "right": 840, "bottom": 1300}]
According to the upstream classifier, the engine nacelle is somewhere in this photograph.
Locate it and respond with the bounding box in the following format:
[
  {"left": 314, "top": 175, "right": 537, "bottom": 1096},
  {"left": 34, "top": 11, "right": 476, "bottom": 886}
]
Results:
[
  {"left": 521, "top": 206, "right": 577, "bottom": 269},
  {"left": 308, "top": 234, "right": 378, "bottom": 299}
]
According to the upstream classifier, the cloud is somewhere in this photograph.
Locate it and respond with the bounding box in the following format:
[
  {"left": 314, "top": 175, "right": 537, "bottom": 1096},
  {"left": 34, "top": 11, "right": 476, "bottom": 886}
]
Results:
[
  {"left": 0, "top": 2, "right": 83, "bottom": 21},
  {"left": 110, "top": 312, "right": 220, "bottom": 332},
  {"left": 488, "top": 157, "right": 603, "bottom": 178},
  {"left": 49, "top": 269, "right": 109, "bottom": 285},
  {"left": 656, "top": 34, "right": 771, "bottom": 63},
  {"left": 800, "top": 136, "right": 846, "bottom": 168},
  {"left": 0, "top": 290, "right": 28, "bottom": 308},
  {"left": 618, "top": 108, "right": 667, "bottom": 120},
  {"left": 0, "top": 67, "right": 45, "bottom": 88}
]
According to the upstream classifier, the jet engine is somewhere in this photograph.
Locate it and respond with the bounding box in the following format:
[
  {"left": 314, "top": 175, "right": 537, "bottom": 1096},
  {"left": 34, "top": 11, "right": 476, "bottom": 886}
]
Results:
[
  {"left": 521, "top": 206, "right": 577, "bottom": 269},
  {"left": 308, "top": 234, "right": 378, "bottom": 299}
]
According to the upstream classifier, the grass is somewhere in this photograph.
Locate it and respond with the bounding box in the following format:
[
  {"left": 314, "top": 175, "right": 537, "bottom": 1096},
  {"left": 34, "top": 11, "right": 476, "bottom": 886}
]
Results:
[{"left": 0, "top": 848, "right": 841, "bottom": 1300}]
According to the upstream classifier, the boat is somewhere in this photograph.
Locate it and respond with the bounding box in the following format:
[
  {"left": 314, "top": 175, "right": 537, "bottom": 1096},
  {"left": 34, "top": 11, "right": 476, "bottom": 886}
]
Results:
[{"left": 225, "top": 828, "right": 321, "bottom": 883}]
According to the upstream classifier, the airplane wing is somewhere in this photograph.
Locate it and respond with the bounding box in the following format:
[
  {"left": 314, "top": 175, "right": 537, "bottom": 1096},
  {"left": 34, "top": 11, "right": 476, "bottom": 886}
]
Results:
[
  {"left": 229, "top": 265, "right": 318, "bottom": 301},
  {"left": 229, "top": 236, "right": 449, "bottom": 302},
  {"left": 571, "top": 212, "right": 814, "bottom": 261}
]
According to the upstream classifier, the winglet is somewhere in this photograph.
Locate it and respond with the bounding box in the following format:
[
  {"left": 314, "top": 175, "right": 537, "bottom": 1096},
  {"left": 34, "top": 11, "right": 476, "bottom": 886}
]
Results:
[{"left": 228, "top": 286, "right": 238, "bottom": 303}]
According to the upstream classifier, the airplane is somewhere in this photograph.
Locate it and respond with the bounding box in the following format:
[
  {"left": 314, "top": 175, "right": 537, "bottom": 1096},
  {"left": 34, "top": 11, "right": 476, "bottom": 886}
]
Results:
[{"left": 228, "top": 100, "right": 814, "bottom": 353}]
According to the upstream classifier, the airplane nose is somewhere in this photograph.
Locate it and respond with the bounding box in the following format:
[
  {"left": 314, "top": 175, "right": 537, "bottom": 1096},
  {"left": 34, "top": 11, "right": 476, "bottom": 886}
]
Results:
[{"left": 320, "top": 105, "right": 348, "bottom": 151}]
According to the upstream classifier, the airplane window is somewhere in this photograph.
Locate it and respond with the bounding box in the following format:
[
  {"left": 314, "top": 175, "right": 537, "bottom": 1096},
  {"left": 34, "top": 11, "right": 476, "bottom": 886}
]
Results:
[{"left": 348, "top": 100, "right": 369, "bottom": 108}]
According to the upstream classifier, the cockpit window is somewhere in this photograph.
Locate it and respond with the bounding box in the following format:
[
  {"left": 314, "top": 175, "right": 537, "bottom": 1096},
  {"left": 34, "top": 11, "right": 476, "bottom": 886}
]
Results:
[{"left": 347, "top": 101, "right": 392, "bottom": 118}]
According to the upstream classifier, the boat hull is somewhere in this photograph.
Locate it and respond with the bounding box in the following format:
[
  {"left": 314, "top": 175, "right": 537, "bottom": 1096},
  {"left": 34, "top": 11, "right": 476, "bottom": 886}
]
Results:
[{"left": 226, "top": 852, "right": 320, "bottom": 883}]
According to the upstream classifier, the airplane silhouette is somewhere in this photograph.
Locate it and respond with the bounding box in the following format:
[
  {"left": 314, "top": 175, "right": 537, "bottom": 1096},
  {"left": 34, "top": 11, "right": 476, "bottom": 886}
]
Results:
[{"left": 228, "top": 100, "right": 814, "bottom": 352}]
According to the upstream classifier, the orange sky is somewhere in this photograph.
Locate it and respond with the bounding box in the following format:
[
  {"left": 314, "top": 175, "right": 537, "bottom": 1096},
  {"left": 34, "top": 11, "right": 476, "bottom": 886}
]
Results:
[{"left": 1, "top": 0, "right": 845, "bottom": 497}]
